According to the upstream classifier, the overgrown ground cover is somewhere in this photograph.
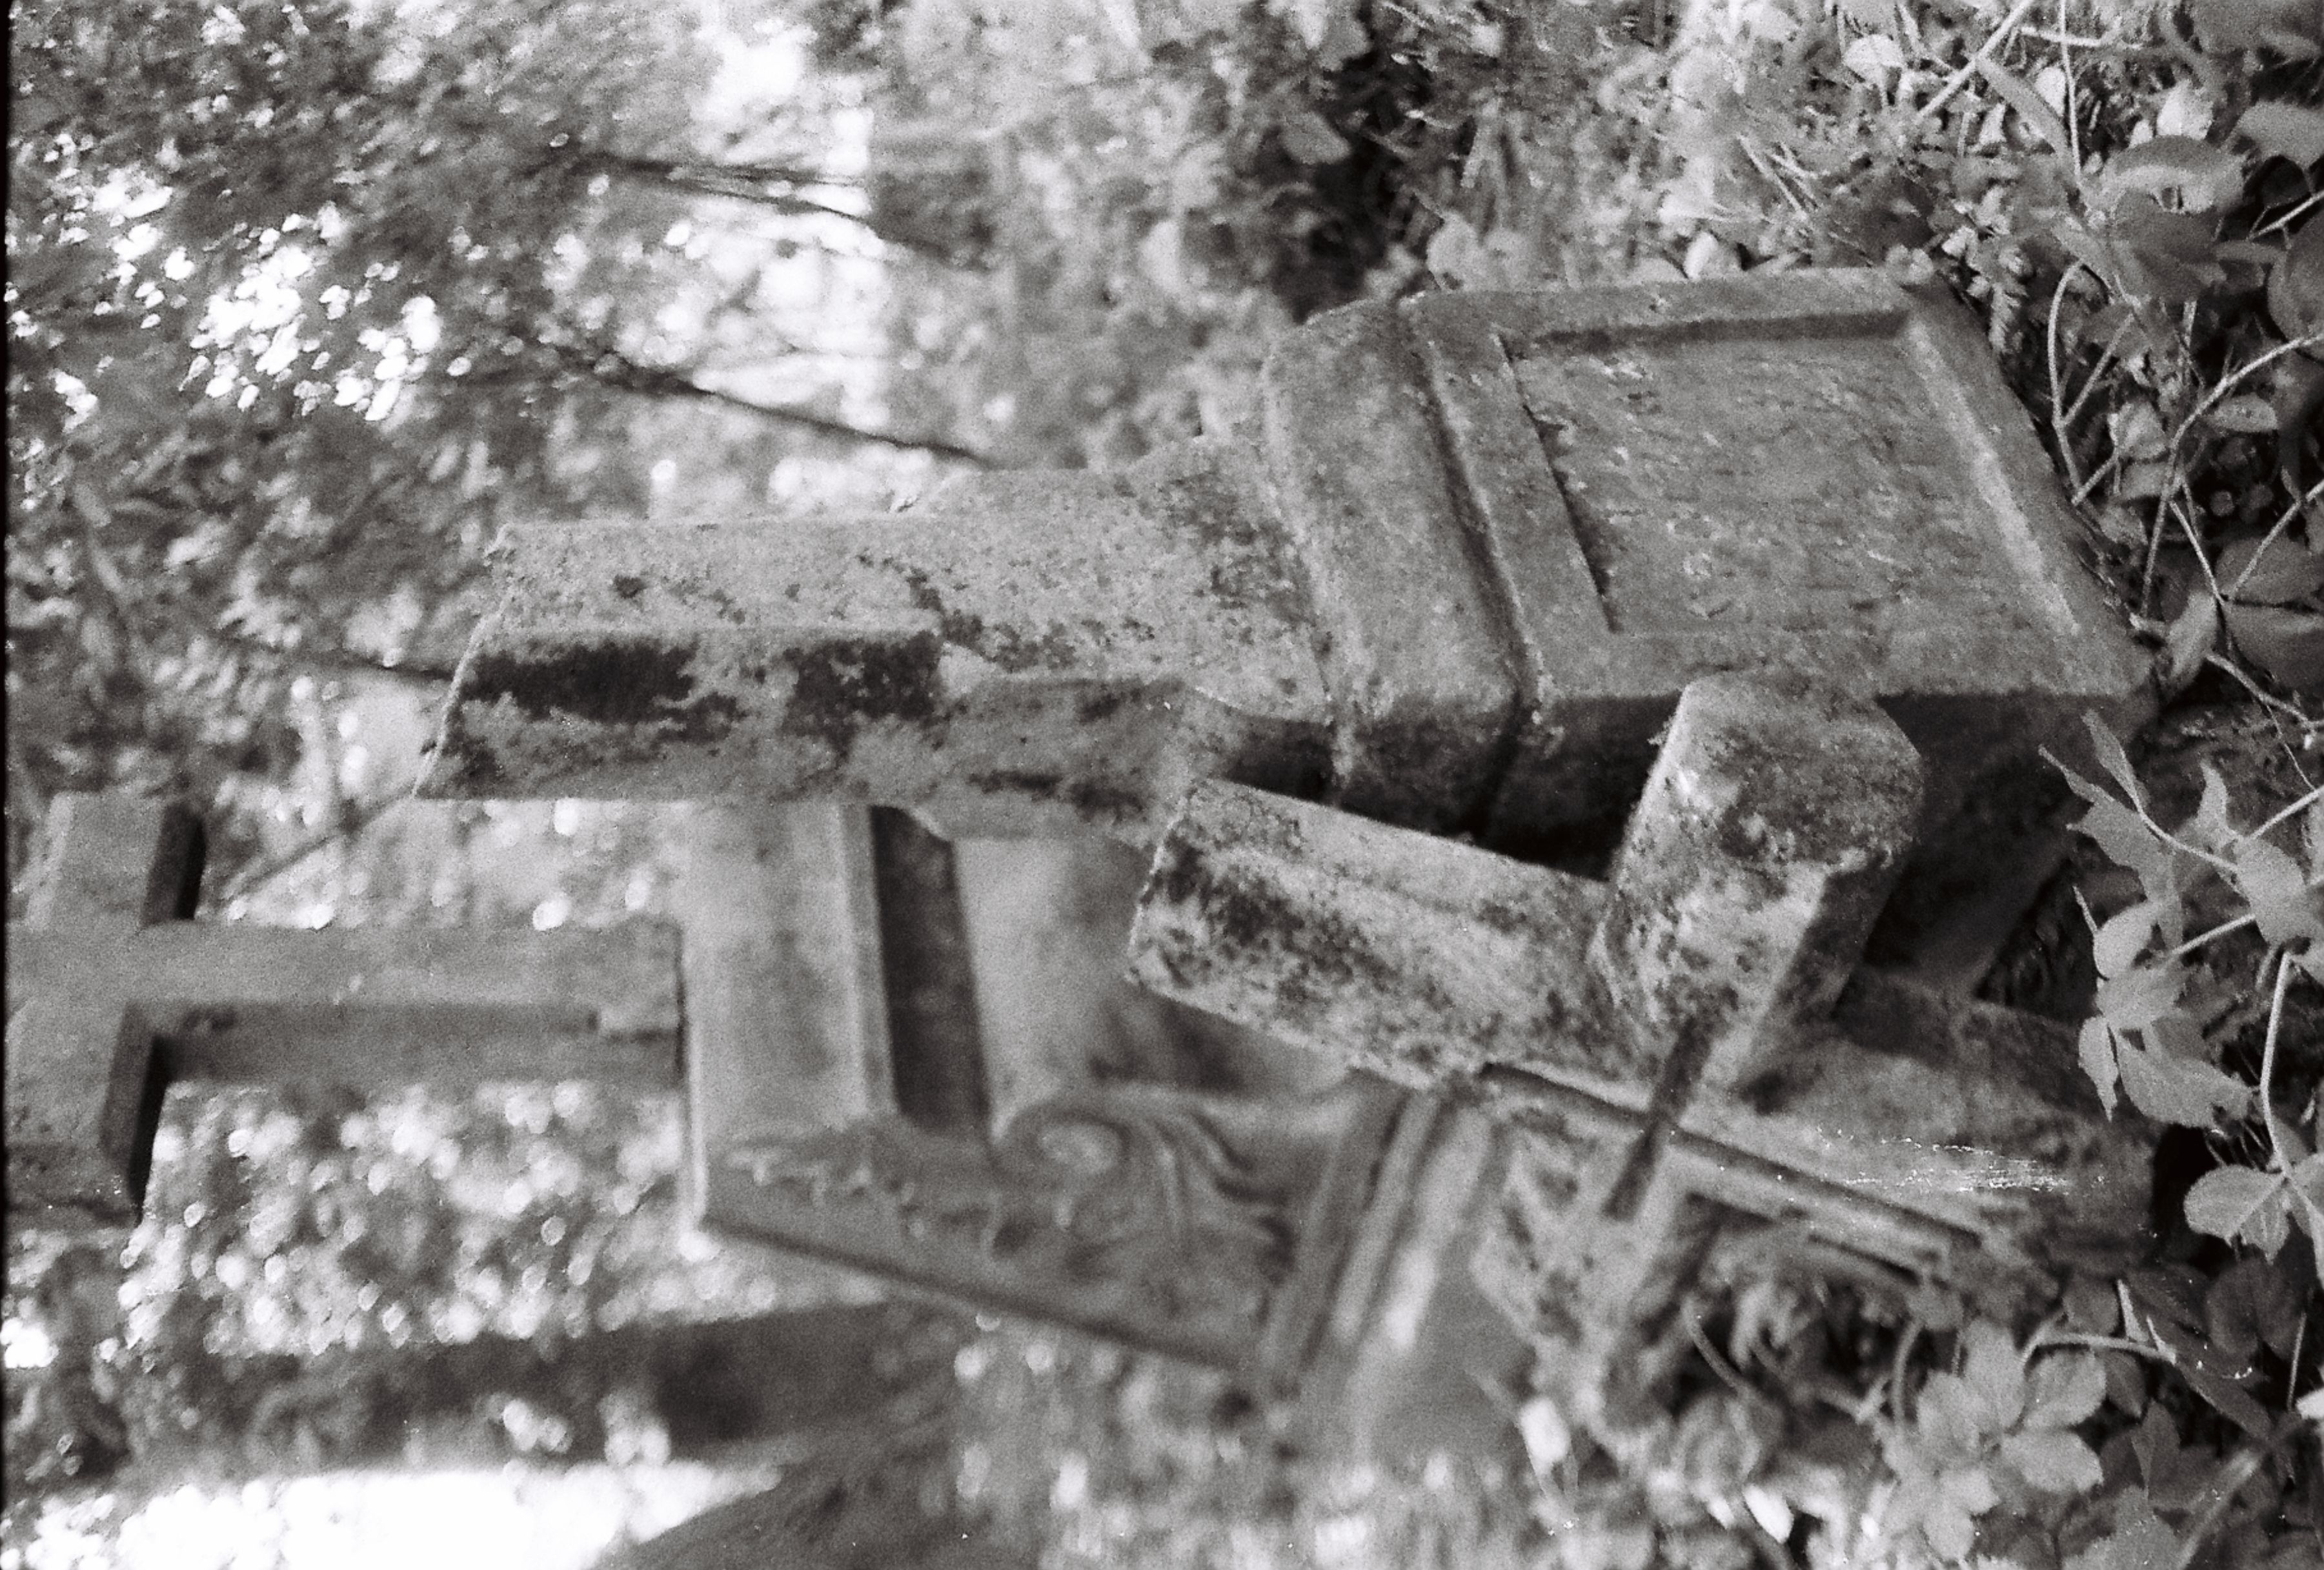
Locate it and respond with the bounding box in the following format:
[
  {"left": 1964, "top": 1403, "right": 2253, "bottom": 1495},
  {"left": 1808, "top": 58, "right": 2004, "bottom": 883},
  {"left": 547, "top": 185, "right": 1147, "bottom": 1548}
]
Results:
[
  {"left": 6, "top": 0, "right": 2319, "bottom": 1565},
  {"left": 909, "top": 0, "right": 2324, "bottom": 1565}
]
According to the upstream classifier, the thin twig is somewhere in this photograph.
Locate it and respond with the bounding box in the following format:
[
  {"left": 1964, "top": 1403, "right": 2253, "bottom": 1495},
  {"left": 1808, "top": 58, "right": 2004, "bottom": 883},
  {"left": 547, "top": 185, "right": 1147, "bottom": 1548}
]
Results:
[
  {"left": 2245, "top": 781, "right": 2324, "bottom": 844},
  {"left": 2204, "top": 652, "right": 2324, "bottom": 727},
  {"left": 2070, "top": 448, "right": 2124, "bottom": 508},
  {"left": 2046, "top": 263, "right": 2087, "bottom": 495},
  {"left": 2036, "top": 1330, "right": 2179, "bottom": 1365},
  {"left": 2141, "top": 333, "right": 2323, "bottom": 610},
  {"left": 2227, "top": 478, "right": 2324, "bottom": 601},
  {"left": 2174, "top": 1430, "right": 2302, "bottom": 1570},
  {"left": 2252, "top": 191, "right": 2324, "bottom": 243},
  {"left": 2057, "top": 0, "right": 2081, "bottom": 180},
  {"left": 2059, "top": 312, "right": 2134, "bottom": 435},
  {"left": 2258, "top": 947, "right": 2294, "bottom": 1176},
  {"left": 2157, "top": 912, "right": 2259, "bottom": 964},
  {"left": 1917, "top": 0, "right": 2043, "bottom": 124},
  {"left": 212, "top": 794, "right": 411, "bottom": 908}
]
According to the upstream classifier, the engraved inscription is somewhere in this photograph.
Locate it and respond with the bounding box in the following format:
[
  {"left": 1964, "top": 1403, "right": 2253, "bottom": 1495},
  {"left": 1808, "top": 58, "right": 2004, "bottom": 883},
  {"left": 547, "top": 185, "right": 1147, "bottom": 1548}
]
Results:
[
  {"left": 718, "top": 1083, "right": 1365, "bottom": 1366},
  {"left": 1514, "top": 337, "right": 2031, "bottom": 635}
]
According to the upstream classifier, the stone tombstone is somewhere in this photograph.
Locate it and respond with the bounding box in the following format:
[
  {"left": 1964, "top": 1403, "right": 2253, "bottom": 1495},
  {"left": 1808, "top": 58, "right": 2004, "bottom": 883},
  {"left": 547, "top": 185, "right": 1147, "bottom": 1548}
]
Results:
[
  {"left": 416, "top": 272, "right": 2146, "bottom": 894},
  {"left": 410, "top": 272, "right": 2157, "bottom": 1423},
  {"left": 6, "top": 794, "right": 680, "bottom": 1227},
  {"left": 1127, "top": 675, "right": 2153, "bottom": 1431},
  {"left": 685, "top": 801, "right": 1405, "bottom": 1393}
]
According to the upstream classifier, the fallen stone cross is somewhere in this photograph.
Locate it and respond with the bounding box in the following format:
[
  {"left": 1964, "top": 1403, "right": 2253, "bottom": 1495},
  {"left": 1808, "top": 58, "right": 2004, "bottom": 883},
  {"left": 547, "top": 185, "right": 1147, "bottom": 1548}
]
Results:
[
  {"left": 682, "top": 801, "right": 1404, "bottom": 1393},
  {"left": 1127, "top": 674, "right": 2152, "bottom": 1431},
  {"left": 417, "top": 271, "right": 2147, "bottom": 938},
  {"left": 403, "top": 271, "right": 2163, "bottom": 1425},
  {"left": 6, "top": 794, "right": 680, "bottom": 1226}
]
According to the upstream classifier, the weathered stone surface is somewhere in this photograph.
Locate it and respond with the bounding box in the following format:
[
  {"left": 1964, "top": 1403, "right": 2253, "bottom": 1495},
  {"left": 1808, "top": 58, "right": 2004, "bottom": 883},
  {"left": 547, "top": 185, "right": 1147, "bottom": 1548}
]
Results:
[
  {"left": 688, "top": 816, "right": 1403, "bottom": 1390},
  {"left": 709, "top": 1080, "right": 1399, "bottom": 1384},
  {"left": 419, "top": 269, "right": 2150, "bottom": 1001},
  {"left": 1257, "top": 300, "right": 1523, "bottom": 830},
  {"left": 1590, "top": 674, "right": 1923, "bottom": 1101},
  {"left": 421, "top": 273, "right": 2147, "bottom": 887},
  {"left": 419, "top": 441, "right": 1333, "bottom": 841},
  {"left": 1126, "top": 678, "right": 2150, "bottom": 1381},
  {"left": 5, "top": 795, "right": 680, "bottom": 1225},
  {"left": 1403, "top": 276, "right": 2150, "bottom": 852}
]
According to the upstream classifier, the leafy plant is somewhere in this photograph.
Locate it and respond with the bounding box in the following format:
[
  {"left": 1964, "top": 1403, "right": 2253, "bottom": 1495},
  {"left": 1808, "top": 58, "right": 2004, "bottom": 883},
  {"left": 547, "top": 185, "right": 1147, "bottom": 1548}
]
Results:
[
  {"left": 1878, "top": 1320, "right": 2107, "bottom": 1560},
  {"left": 2050, "top": 712, "right": 2324, "bottom": 1270}
]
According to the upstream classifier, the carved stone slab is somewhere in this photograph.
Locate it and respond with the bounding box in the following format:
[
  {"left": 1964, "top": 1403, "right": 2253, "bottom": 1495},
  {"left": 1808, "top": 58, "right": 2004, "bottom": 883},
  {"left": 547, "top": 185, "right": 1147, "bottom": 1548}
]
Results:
[
  {"left": 1126, "top": 677, "right": 2150, "bottom": 1416},
  {"left": 1399, "top": 277, "right": 2147, "bottom": 844},
  {"left": 683, "top": 805, "right": 1405, "bottom": 1392},
  {"left": 5, "top": 794, "right": 680, "bottom": 1226},
  {"left": 419, "top": 273, "right": 2147, "bottom": 865}
]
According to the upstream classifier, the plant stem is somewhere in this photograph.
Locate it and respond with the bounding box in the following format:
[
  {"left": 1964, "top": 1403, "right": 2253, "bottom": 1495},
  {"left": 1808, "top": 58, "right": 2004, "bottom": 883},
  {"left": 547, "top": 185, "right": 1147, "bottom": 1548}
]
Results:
[
  {"left": 2173, "top": 1430, "right": 2301, "bottom": 1570},
  {"left": 1917, "top": 0, "right": 2043, "bottom": 124},
  {"left": 2245, "top": 781, "right": 2324, "bottom": 845},
  {"left": 2224, "top": 478, "right": 2324, "bottom": 602},
  {"left": 2034, "top": 1330, "right": 2177, "bottom": 1365},
  {"left": 2259, "top": 945, "right": 2292, "bottom": 1175},
  {"left": 2158, "top": 912, "right": 2256, "bottom": 964}
]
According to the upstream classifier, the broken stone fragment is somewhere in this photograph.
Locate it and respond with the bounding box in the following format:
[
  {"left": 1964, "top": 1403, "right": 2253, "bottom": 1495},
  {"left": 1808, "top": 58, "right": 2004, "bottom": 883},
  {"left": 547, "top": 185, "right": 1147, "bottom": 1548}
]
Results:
[{"left": 1125, "top": 675, "right": 2150, "bottom": 1337}]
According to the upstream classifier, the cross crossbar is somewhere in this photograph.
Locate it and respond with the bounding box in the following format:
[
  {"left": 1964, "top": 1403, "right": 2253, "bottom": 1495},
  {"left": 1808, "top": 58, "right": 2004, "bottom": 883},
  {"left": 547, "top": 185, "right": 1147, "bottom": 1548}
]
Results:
[{"left": 6, "top": 795, "right": 680, "bottom": 1225}]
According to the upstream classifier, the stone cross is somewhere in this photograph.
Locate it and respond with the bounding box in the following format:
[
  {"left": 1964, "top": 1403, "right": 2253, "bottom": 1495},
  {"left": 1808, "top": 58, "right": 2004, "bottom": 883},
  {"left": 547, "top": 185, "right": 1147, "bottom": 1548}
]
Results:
[
  {"left": 415, "top": 272, "right": 2147, "bottom": 937},
  {"left": 6, "top": 794, "right": 680, "bottom": 1226},
  {"left": 1126, "top": 674, "right": 2152, "bottom": 1429},
  {"left": 405, "top": 270, "right": 2161, "bottom": 1418}
]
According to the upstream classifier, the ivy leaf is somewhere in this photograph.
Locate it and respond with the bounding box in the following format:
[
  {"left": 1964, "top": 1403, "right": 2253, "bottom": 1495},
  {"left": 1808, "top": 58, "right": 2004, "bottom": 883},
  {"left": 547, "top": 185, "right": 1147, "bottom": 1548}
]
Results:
[
  {"left": 2204, "top": 1255, "right": 2303, "bottom": 1362},
  {"left": 1974, "top": 57, "right": 2077, "bottom": 174},
  {"left": 2223, "top": 603, "right": 2324, "bottom": 695},
  {"left": 2107, "top": 401, "right": 2170, "bottom": 463},
  {"left": 2237, "top": 102, "right": 2324, "bottom": 166},
  {"left": 2228, "top": 836, "right": 2324, "bottom": 945},
  {"left": 2193, "top": 0, "right": 2324, "bottom": 55},
  {"left": 2158, "top": 590, "right": 2220, "bottom": 698},
  {"left": 2065, "top": 787, "right": 2174, "bottom": 897},
  {"left": 2185, "top": 761, "right": 2238, "bottom": 853},
  {"left": 2085, "top": 714, "right": 2149, "bottom": 803},
  {"left": 2268, "top": 214, "right": 2324, "bottom": 347},
  {"left": 2183, "top": 1165, "right": 2290, "bottom": 1254},
  {"left": 2109, "top": 198, "right": 2229, "bottom": 304},
  {"left": 2203, "top": 394, "right": 2278, "bottom": 432},
  {"left": 2096, "top": 961, "right": 2185, "bottom": 1032},
  {"left": 2001, "top": 1428, "right": 2105, "bottom": 1493},
  {"left": 2092, "top": 901, "right": 2159, "bottom": 977},
  {"left": 2023, "top": 1353, "right": 2107, "bottom": 1429},
  {"left": 2078, "top": 1018, "right": 2121, "bottom": 1115},
  {"left": 2098, "top": 136, "right": 2246, "bottom": 214},
  {"left": 2117, "top": 1041, "right": 2252, "bottom": 1127}
]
